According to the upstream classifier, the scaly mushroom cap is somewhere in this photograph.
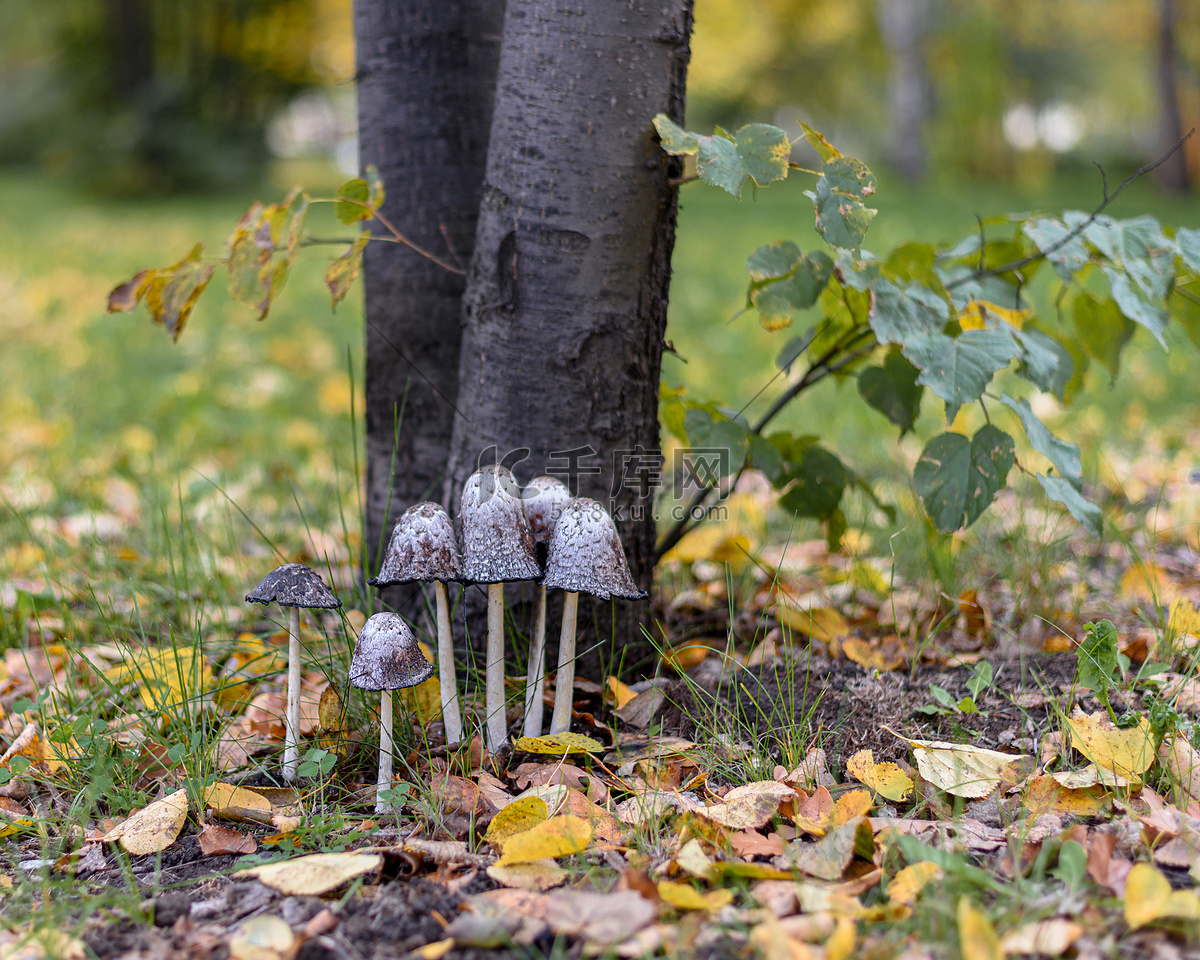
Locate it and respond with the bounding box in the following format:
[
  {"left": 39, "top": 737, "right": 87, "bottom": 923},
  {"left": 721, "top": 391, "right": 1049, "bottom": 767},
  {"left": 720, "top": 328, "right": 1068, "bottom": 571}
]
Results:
[
  {"left": 349, "top": 612, "right": 435, "bottom": 691},
  {"left": 522, "top": 476, "right": 572, "bottom": 544},
  {"left": 370, "top": 501, "right": 462, "bottom": 586},
  {"left": 245, "top": 562, "right": 341, "bottom": 609},
  {"left": 542, "top": 498, "right": 646, "bottom": 600},
  {"left": 458, "top": 465, "right": 541, "bottom": 583}
]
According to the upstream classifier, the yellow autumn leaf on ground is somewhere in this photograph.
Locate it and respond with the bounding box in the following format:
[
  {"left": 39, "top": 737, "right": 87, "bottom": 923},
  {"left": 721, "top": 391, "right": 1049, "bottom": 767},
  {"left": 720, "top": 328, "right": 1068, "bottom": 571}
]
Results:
[
  {"left": 497, "top": 815, "right": 592, "bottom": 866},
  {"left": 203, "top": 782, "right": 272, "bottom": 823},
  {"left": 226, "top": 634, "right": 287, "bottom": 677},
  {"left": 1125, "top": 862, "right": 1200, "bottom": 929},
  {"left": 1120, "top": 562, "right": 1171, "bottom": 606},
  {"left": 842, "top": 637, "right": 905, "bottom": 672},
  {"left": 513, "top": 732, "right": 603, "bottom": 755},
  {"left": 228, "top": 915, "right": 294, "bottom": 960},
  {"left": 1066, "top": 712, "right": 1154, "bottom": 779},
  {"left": 825, "top": 916, "right": 855, "bottom": 960},
  {"left": 486, "top": 858, "right": 567, "bottom": 891},
  {"left": 657, "top": 880, "right": 732, "bottom": 912},
  {"left": 605, "top": 676, "right": 636, "bottom": 709},
  {"left": 702, "top": 780, "right": 793, "bottom": 829},
  {"left": 1169, "top": 598, "right": 1200, "bottom": 640},
  {"left": 103, "top": 788, "right": 188, "bottom": 855},
  {"left": 1022, "top": 775, "right": 1109, "bottom": 817},
  {"left": 846, "top": 750, "right": 913, "bottom": 802},
  {"left": 888, "top": 862, "right": 942, "bottom": 905},
  {"left": 777, "top": 604, "right": 849, "bottom": 646},
  {"left": 999, "top": 918, "right": 1082, "bottom": 956},
  {"left": 828, "top": 789, "right": 873, "bottom": 828},
  {"left": 889, "top": 729, "right": 1029, "bottom": 798},
  {"left": 957, "top": 897, "right": 1001, "bottom": 960},
  {"left": 484, "top": 796, "right": 549, "bottom": 845},
  {"left": 106, "top": 645, "right": 212, "bottom": 713},
  {"left": 398, "top": 640, "right": 440, "bottom": 722},
  {"left": 235, "top": 852, "right": 382, "bottom": 896}
]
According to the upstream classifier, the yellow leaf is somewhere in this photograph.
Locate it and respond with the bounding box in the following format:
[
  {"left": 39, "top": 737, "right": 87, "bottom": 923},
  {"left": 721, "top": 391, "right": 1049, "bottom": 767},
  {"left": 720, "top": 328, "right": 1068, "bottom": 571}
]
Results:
[
  {"left": 777, "top": 604, "right": 849, "bottom": 646},
  {"left": 957, "top": 896, "right": 1001, "bottom": 960},
  {"left": 103, "top": 788, "right": 189, "bottom": 855},
  {"left": 958, "top": 299, "right": 1030, "bottom": 331},
  {"left": 513, "top": 732, "right": 604, "bottom": 755},
  {"left": 999, "top": 919, "right": 1082, "bottom": 957},
  {"left": 845, "top": 750, "right": 913, "bottom": 802},
  {"left": 203, "top": 783, "right": 272, "bottom": 822},
  {"left": 398, "top": 641, "right": 441, "bottom": 722},
  {"left": 235, "top": 852, "right": 382, "bottom": 896},
  {"left": 1120, "top": 563, "right": 1171, "bottom": 606},
  {"left": 226, "top": 635, "right": 287, "bottom": 677},
  {"left": 414, "top": 940, "right": 455, "bottom": 960},
  {"left": 888, "top": 862, "right": 942, "bottom": 905},
  {"left": 605, "top": 676, "right": 637, "bottom": 709},
  {"left": 497, "top": 815, "right": 592, "bottom": 865},
  {"left": 1170, "top": 598, "right": 1200, "bottom": 639},
  {"left": 829, "top": 789, "right": 872, "bottom": 828},
  {"left": 1066, "top": 712, "right": 1154, "bottom": 779},
  {"left": 675, "top": 837, "right": 714, "bottom": 880},
  {"left": 106, "top": 645, "right": 213, "bottom": 713},
  {"left": 888, "top": 728, "right": 1028, "bottom": 799},
  {"left": 484, "top": 796, "right": 549, "bottom": 845},
  {"left": 228, "top": 915, "right": 295, "bottom": 960},
  {"left": 657, "top": 880, "right": 715, "bottom": 912},
  {"left": 486, "top": 858, "right": 567, "bottom": 891},
  {"left": 841, "top": 637, "right": 904, "bottom": 672},
  {"left": 1123, "top": 862, "right": 1200, "bottom": 929},
  {"left": 1022, "top": 775, "right": 1109, "bottom": 817},
  {"left": 825, "top": 916, "right": 855, "bottom": 960}
]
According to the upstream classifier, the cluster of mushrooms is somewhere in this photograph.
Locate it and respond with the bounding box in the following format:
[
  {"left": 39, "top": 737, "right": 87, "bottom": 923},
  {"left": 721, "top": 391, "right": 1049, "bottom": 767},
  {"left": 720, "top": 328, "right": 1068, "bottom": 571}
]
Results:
[{"left": 244, "top": 464, "right": 643, "bottom": 808}]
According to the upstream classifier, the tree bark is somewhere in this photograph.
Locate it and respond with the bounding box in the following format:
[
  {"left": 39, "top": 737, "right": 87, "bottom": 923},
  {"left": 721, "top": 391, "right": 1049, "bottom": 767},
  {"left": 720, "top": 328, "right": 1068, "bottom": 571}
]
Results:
[
  {"left": 1154, "top": 0, "right": 1189, "bottom": 194},
  {"left": 878, "top": 0, "right": 932, "bottom": 182},
  {"left": 355, "top": 0, "right": 506, "bottom": 609},
  {"left": 448, "top": 0, "right": 693, "bottom": 678}
]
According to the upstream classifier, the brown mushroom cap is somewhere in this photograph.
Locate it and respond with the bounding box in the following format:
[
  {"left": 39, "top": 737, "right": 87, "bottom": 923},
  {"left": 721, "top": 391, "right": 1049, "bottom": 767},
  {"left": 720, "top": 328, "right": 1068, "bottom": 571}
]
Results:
[
  {"left": 370, "top": 502, "right": 463, "bottom": 586},
  {"left": 458, "top": 465, "right": 541, "bottom": 583},
  {"left": 349, "top": 612, "right": 435, "bottom": 691},
  {"left": 522, "top": 476, "right": 572, "bottom": 544},
  {"left": 245, "top": 562, "right": 341, "bottom": 609},
  {"left": 542, "top": 498, "right": 646, "bottom": 600}
]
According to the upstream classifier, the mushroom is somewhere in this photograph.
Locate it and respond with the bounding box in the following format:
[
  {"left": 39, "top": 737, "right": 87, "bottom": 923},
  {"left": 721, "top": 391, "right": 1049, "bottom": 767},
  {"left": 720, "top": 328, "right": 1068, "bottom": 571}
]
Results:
[
  {"left": 349, "top": 612, "right": 434, "bottom": 813},
  {"left": 369, "top": 502, "right": 465, "bottom": 746},
  {"left": 245, "top": 562, "right": 341, "bottom": 782},
  {"left": 459, "top": 464, "right": 541, "bottom": 751},
  {"left": 520, "top": 476, "right": 572, "bottom": 737},
  {"left": 542, "top": 498, "right": 646, "bottom": 734}
]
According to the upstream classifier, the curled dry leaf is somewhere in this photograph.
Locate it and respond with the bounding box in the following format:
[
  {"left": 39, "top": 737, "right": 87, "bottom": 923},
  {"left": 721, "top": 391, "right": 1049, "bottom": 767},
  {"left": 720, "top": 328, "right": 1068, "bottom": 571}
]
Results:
[
  {"left": 203, "top": 782, "right": 272, "bottom": 824},
  {"left": 701, "top": 780, "right": 793, "bottom": 829},
  {"left": 199, "top": 823, "right": 257, "bottom": 856},
  {"left": 102, "top": 788, "right": 188, "bottom": 856},
  {"left": 235, "top": 852, "right": 382, "bottom": 896},
  {"left": 888, "top": 728, "right": 1030, "bottom": 799}
]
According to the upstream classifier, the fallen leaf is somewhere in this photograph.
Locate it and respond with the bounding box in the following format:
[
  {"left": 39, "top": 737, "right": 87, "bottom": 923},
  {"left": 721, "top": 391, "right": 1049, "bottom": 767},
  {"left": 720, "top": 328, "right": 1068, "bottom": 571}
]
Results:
[
  {"left": 1120, "top": 562, "right": 1170, "bottom": 607},
  {"left": 888, "top": 862, "right": 942, "bottom": 905},
  {"left": 1124, "top": 861, "right": 1200, "bottom": 929},
  {"left": 228, "top": 915, "right": 294, "bottom": 960},
  {"left": 674, "top": 838, "right": 713, "bottom": 880},
  {"left": 1066, "top": 712, "right": 1154, "bottom": 779},
  {"left": 541, "top": 889, "right": 657, "bottom": 946},
  {"left": 731, "top": 829, "right": 785, "bottom": 860},
  {"left": 998, "top": 918, "right": 1082, "bottom": 957},
  {"left": 102, "top": 788, "right": 188, "bottom": 855},
  {"left": 1169, "top": 598, "right": 1200, "bottom": 642},
  {"left": 486, "top": 859, "right": 567, "bottom": 891},
  {"left": 846, "top": 750, "right": 913, "bottom": 802},
  {"left": 777, "top": 604, "right": 850, "bottom": 647},
  {"left": 514, "top": 732, "right": 604, "bottom": 755},
  {"left": 828, "top": 789, "right": 873, "bottom": 827},
  {"left": 826, "top": 915, "right": 855, "bottom": 960},
  {"left": 1158, "top": 733, "right": 1200, "bottom": 805},
  {"left": 790, "top": 819, "right": 863, "bottom": 881},
  {"left": 497, "top": 815, "right": 593, "bottom": 866},
  {"left": 656, "top": 880, "right": 733, "bottom": 913},
  {"left": 702, "top": 780, "right": 793, "bottom": 829},
  {"left": 203, "top": 782, "right": 272, "bottom": 823},
  {"left": 605, "top": 677, "right": 637, "bottom": 709},
  {"left": 235, "top": 852, "right": 382, "bottom": 895},
  {"left": 485, "top": 796, "right": 549, "bottom": 846},
  {"left": 957, "top": 896, "right": 1001, "bottom": 960},
  {"left": 199, "top": 823, "right": 257, "bottom": 856},
  {"left": 889, "top": 729, "right": 1029, "bottom": 799},
  {"left": 842, "top": 636, "right": 905, "bottom": 672},
  {"left": 0, "top": 929, "right": 87, "bottom": 960},
  {"left": 1022, "top": 775, "right": 1109, "bottom": 817}
]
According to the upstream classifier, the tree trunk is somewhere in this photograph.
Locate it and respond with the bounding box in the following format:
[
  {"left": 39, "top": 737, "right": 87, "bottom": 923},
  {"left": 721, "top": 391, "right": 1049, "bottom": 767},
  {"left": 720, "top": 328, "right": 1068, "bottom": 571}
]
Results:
[
  {"left": 1154, "top": 0, "right": 1189, "bottom": 193},
  {"left": 878, "top": 0, "right": 932, "bottom": 182},
  {"left": 356, "top": 0, "right": 506, "bottom": 610},
  {"left": 448, "top": 0, "right": 693, "bottom": 679}
]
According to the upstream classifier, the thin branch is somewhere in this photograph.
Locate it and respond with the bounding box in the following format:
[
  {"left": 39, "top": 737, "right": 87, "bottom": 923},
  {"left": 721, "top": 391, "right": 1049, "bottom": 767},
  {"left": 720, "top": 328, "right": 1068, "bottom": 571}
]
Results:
[
  {"left": 332, "top": 197, "right": 465, "bottom": 275},
  {"left": 668, "top": 173, "right": 701, "bottom": 187},
  {"left": 947, "top": 129, "right": 1195, "bottom": 289}
]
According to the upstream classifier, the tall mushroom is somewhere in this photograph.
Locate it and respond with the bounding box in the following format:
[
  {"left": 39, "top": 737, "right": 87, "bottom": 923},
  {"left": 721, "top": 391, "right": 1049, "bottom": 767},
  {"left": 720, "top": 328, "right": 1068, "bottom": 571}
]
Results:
[
  {"left": 349, "top": 612, "right": 434, "bottom": 813},
  {"left": 369, "top": 502, "right": 465, "bottom": 746},
  {"left": 245, "top": 562, "right": 341, "bottom": 782},
  {"left": 459, "top": 464, "right": 541, "bottom": 751},
  {"left": 543, "top": 498, "right": 645, "bottom": 735},
  {"left": 520, "top": 476, "right": 571, "bottom": 737}
]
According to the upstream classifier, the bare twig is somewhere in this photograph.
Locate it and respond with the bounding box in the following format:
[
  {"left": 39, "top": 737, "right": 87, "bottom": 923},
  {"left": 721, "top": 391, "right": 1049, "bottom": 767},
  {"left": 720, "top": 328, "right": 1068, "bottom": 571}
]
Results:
[
  {"left": 668, "top": 173, "right": 701, "bottom": 187},
  {"left": 332, "top": 197, "right": 465, "bottom": 275}
]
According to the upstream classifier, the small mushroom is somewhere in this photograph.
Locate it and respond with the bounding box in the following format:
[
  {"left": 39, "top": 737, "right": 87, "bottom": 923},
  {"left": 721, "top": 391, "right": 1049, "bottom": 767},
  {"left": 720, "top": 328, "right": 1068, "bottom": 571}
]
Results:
[
  {"left": 245, "top": 562, "right": 341, "bottom": 782},
  {"left": 349, "top": 612, "right": 434, "bottom": 813},
  {"left": 542, "top": 498, "right": 645, "bottom": 734},
  {"left": 369, "top": 502, "right": 465, "bottom": 746},
  {"left": 520, "top": 476, "right": 572, "bottom": 737},
  {"left": 459, "top": 464, "right": 541, "bottom": 751}
]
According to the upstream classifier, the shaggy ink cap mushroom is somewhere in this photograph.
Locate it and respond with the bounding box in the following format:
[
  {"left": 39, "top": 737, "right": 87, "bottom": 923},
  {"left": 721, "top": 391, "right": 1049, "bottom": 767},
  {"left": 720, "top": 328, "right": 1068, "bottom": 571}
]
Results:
[
  {"left": 245, "top": 562, "right": 341, "bottom": 609},
  {"left": 350, "top": 612, "right": 435, "bottom": 691},
  {"left": 522, "top": 476, "right": 572, "bottom": 545},
  {"left": 370, "top": 502, "right": 463, "bottom": 586},
  {"left": 543, "top": 498, "right": 646, "bottom": 600},
  {"left": 459, "top": 464, "right": 541, "bottom": 583}
]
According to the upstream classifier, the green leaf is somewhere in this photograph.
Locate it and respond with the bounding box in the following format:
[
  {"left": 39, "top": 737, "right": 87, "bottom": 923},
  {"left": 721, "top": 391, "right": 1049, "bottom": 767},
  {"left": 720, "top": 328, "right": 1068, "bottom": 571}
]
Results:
[
  {"left": 1013, "top": 327, "right": 1072, "bottom": 399},
  {"left": 884, "top": 243, "right": 944, "bottom": 292},
  {"left": 1037, "top": 473, "right": 1101, "bottom": 535},
  {"left": 1077, "top": 619, "right": 1118, "bottom": 695},
  {"left": 696, "top": 134, "right": 745, "bottom": 196},
  {"left": 1177, "top": 227, "right": 1200, "bottom": 274},
  {"left": 747, "top": 242, "right": 803, "bottom": 282},
  {"left": 735, "top": 124, "right": 791, "bottom": 187},
  {"left": 914, "top": 425, "right": 1015, "bottom": 532},
  {"left": 750, "top": 252, "right": 833, "bottom": 329},
  {"left": 748, "top": 434, "right": 784, "bottom": 483},
  {"left": 335, "top": 178, "right": 372, "bottom": 225},
  {"left": 1022, "top": 218, "right": 1090, "bottom": 282},
  {"left": 903, "top": 329, "right": 1016, "bottom": 421},
  {"left": 1000, "top": 394, "right": 1081, "bottom": 487},
  {"left": 821, "top": 157, "right": 876, "bottom": 200},
  {"left": 1104, "top": 267, "right": 1168, "bottom": 347},
  {"left": 365, "top": 163, "right": 386, "bottom": 209},
  {"left": 652, "top": 114, "right": 698, "bottom": 155},
  {"left": 776, "top": 328, "right": 817, "bottom": 373},
  {"left": 326, "top": 232, "right": 370, "bottom": 308},
  {"left": 807, "top": 177, "right": 877, "bottom": 250},
  {"left": 1073, "top": 295, "right": 1134, "bottom": 380},
  {"left": 858, "top": 348, "right": 922, "bottom": 434},
  {"left": 811, "top": 276, "right": 872, "bottom": 361},
  {"left": 777, "top": 445, "right": 848, "bottom": 520},
  {"left": 797, "top": 121, "right": 841, "bottom": 161},
  {"left": 870, "top": 281, "right": 948, "bottom": 345},
  {"left": 683, "top": 406, "right": 749, "bottom": 478}
]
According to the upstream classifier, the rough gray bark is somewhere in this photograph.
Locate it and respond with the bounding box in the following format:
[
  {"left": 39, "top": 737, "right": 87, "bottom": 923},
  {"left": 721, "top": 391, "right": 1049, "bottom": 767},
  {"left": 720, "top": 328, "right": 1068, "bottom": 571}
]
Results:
[
  {"left": 1154, "top": 0, "right": 1189, "bottom": 193},
  {"left": 447, "top": 0, "right": 693, "bottom": 678},
  {"left": 356, "top": 0, "right": 505, "bottom": 607},
  {"left": 878, "top": 0, "right": 932, "bottom": 182}
]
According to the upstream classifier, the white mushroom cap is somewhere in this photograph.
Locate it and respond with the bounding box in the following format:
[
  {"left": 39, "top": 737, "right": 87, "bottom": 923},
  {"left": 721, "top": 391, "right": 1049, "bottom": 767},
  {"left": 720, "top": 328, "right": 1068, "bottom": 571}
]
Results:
[
  {"left": 371, "top": 502, "right": 462, "bottom": 586},
  {"left": 458, "top": 465, "right": 541, "bottom": 583},
  {"left": 349, "top": 612, "right": 435, "bottom": 691},
  {"left": 245, "top": 562, "right": 341, "bottom": 609},
  {"left": 542, "top": 498, "right": 646, "bottom": 600},
  {"left": 522, "top": 476, "right": 572, "bottom": 544}
]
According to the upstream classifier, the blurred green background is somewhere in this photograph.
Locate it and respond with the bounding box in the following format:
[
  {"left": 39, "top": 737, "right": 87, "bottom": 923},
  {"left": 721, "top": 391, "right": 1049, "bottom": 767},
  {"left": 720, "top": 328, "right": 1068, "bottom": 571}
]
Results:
[{"left": 1, "top": 0, "right": 1199, "bottom": 566}]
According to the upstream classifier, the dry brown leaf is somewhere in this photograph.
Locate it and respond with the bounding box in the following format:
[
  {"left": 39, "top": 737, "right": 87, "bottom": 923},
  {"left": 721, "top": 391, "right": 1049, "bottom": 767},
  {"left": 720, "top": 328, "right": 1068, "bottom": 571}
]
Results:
[
  {"left": 702, "top": 780, "right": 793, "bottom": 829},
  {"left": 790, "top": 819, "right": 862, "bottom": 881},
  {"left": 731, "top": 829, "right": 785, "bottom": 860},
  {"left": 1158, "top": 733, "right": 1200, "bottom": 804},
  {"left": 235, "top": 852, "right": 382, "bottom": 895},
  {"left": 199, "top": 823, "right": 257, "bottom": 856},
  {"left": 889, "top": 729, "right": 1029, "bottom": 799},
  {"left": 102, "top": 788, "right": 188, "bottom": 855},
  {"left": 542, "top": 889, "right": 657, "bottom": 946}
]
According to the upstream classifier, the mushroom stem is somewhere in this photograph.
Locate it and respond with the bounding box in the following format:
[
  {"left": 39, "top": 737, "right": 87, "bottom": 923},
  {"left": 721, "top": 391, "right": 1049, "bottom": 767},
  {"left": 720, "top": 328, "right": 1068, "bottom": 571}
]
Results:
[
  {"left": 485, "top": 583, "right": 507, "bottom": 751},
  {"left": 283, "top": 606, "right": 302, "bottom": 782},
  {"left": 549, "top": 591, "right": 579, "bottom": 734},
  {"left": 435, "top": 581, "right": 462, "bottom": 745},
  {"left": 523, "top": 584, "right": 548, "bottom": 737},
  {"left": 376, "top": 690, "right": 394, "bottom": 813}
]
